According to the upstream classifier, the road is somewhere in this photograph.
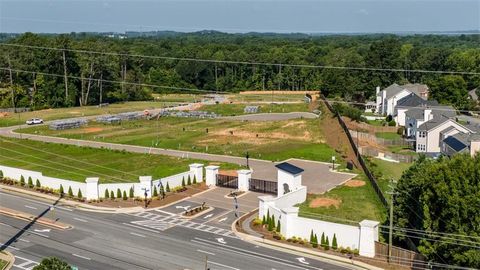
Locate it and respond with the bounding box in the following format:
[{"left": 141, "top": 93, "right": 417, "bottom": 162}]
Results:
[{"left": 0, "top": 190, "right": 357, "bottom": 270}]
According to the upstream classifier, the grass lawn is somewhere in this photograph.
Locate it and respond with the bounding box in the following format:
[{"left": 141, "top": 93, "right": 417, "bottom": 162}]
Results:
[
  {"left": 366, "top": 158, "right": 412, "bottom": 199},
  {"left": 0, "top": 101, "right": 178, "bottom": 127},
  {"left": 387, "top": 145, "right": 417, "bottom": 156},
  {"left": 367, "top": 120, "right": 384, "bottom": 126},
  {"left": 18, "top": 116, "right": 339, "bottom": 163},
  {"left": 152, "top": 93, "right": 203, "bottom": 103},
  {"left": 0, "top": 137, "right": 239, "bottom": 183},
  {"left": 298, "top": 173, "right": 387, "bottom": 223},
  {"left": 375, "top": 132, "right": 401, "bottom": 140},
  {"left": 228, "top": 93, "right": 307, "bottom": 103},
  {"left": 199, "top": 103, "right": 309, "bottom": 116},
  {"left": 0, "top": 259, "right": 7, "bottom": 270}
]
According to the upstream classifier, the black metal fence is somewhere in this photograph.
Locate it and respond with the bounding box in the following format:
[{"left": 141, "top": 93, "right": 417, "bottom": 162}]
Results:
[
  {"left": 321, "top": 95, "right": 389, "bottom": 208},
  {"left": 216, "top": 174, "right": 238, "bottom": 188},
  {"left": 249, "top": 178, "right": 277, "bottom": 194}
]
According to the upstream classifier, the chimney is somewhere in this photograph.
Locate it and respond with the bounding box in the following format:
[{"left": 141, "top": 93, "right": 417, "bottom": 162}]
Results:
[
  {"left": 376, "top": 86, "right": 380, "bottom": 95},
  {"left": 424, "top": 109, "right": 432, "bottom": 122}
]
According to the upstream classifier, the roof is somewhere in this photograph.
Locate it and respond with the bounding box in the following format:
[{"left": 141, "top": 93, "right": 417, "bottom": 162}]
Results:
[
  {"left": 418, "top": 116, "right": 451, "bottom": 131},
  {"left": 405, "top": 106, "right": 456, "bottom": 121},
  {"left": 380, "top": 83, "right": 407, "bottom": 100},
  {"left": 469, "top": 88, "right": 478, "bottom": 101},
  {"left": 396, "top": 94, "right": 426, "bottom": 108},
  {"left": 402, "top": 83, "right": 429, "bottom": 97},
  {"left": 443, "top": 134, "right": 469, "bottom": 152},
  {"left": 405, "top": 108, "right": 425, "bottom": 120},
  {"left": 440, "top": 126, "right": 457, "bottom": 135},
  {"left": 275, "top": 162, "right": 304, "bottom": 175}
]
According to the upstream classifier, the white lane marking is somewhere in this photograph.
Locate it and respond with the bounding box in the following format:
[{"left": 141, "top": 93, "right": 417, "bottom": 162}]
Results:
[
  {"left": 24, "top": 205, "right": 37, "bottom": 210},
  {"left": 208, "top": 261, "right": 240, "bottom": 270},
  {"left": 122, "top": 223, "right": 160, "bottom": 233},
  {"left": 216, "top": 237, "right": 227, "bottom": 244},
  {"left": 175, "top": 205, "right": 191, "bottom": 210},
  {"left": 218, "top": 217, "right": 228, "bottom": 223},
  {"left": 72, "top": 254, "right": 91, "bottom": 260},
  {"left": 33, "top": 229, "right": 51, "bottom": 233},
  {"left": 74, "top": 218, "right": 88, "bottom": 223},
  {"left": 30, "top": 231, "right": 49, "bottom": 238},
  {"left": 18, "top": 238, "right": 30, "bottom": 243},
  {"left": 203, "top": 214, "right": 213, "bottom": 219},
  {"left": 153, "top": 209, "right": 175, "bottom": 216},
  {"left": 0, "top": 192, "right": 73, "bottom": 212},
  {"left": 4, "top": 245, "right": 19, "bottom": 250},
  {"left": 296, "top": 257, "right": 310, "bottom": 265},
  {"left": 197, "top": 249, "right": 215, "bottom": 256},
  {"left": 130, "top": 232, "right": 146, "bottom": 238}
]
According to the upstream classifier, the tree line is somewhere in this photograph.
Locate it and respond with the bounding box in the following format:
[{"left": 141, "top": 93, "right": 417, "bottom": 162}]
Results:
[{"left": 0, "top": 32, "right": 479, "bottom": 110}]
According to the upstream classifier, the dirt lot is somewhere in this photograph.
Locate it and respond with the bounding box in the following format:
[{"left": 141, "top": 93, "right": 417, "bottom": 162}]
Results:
[
  {"left": 344, "top": 180, "right": 366, "bottom": 187},
  {"left": 309, "top": 197, "right": 342, "bottom": 208}
]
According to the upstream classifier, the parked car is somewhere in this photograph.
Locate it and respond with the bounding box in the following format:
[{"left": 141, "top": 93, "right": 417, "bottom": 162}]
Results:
[{"left": 25, "top": 118, "right": 44, "bottom": 125}]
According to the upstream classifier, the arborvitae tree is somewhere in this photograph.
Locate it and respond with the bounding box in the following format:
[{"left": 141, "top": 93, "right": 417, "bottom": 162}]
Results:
[
  {"left": 325, "top": 236, "right": 330, "bottom": 250},
  {"left": 159, "top": 184, "right": 165, "bottom": 195},
  {"left": 181, "top": 177, "right": 186, "bottom": 187},
  {"left": 313, "top": 234, "right": 319, "bottom": 248},
  {"left": 268, "top": 215, "right": 275, "bottom": 231},
  {"left": 123, "top": 190, "right": 127, "bottom": 200},
  {"left": 129, "top": 187, "right": 134, "bottom": 198},
  {"left": 77, "top": 189, "right": 83, "bottom": 199},
  {"left": 27, "top": 177, "right": 33, "bottom": 188},
  {"left": 332, "top": 234, "right": 338, "bottom": 250},
  {"left": 20, "top": 175, "right": 25, "bottom": 186},
  {"left": 262, "top": 215, "right": 266, "bottom": 225},
  {"left": 117, "top": 188, "right": 121, "bottom": 198},
  {"left": 35, "top": 179, "right": 41, "bottom": 188},
  {"left": 0, "top": 170, "right": 3, "bottom": 179},
  {"left": 166, "top": 182, "right": 170, "bottom": 192},
  {"left": 193, "top": 175, "right": 197, "bottom": 184},
  {"left": 105, "top": 189, "right": 109, "bottom": 198},
  {"left": 270, "top": 215, "right": 276, "bottom": 231},
  {"left": 187, "top": 175, "right": 192, "bottom": 185},
  {"left": 59, "top": 184, "right": 64, "bottom": 195},
  {"left": 110, "top": 190, "right": 115, "bottom": 199},
  {"left": 310, "top": 230, "right": 314, "bottom": 244},
  {"left": 276, "top": 220, "right": 281, "bottom": 233},
  {"left": 68, "top": 186, "right": 73, "bottom": 197},
  {"left": 321, "top": 232, "right": 325, "bottom": 247},
  {"left": 266, "top": 210, "right": 271, "bottom": 225},
  {"left": 153, "top": 186, "right": 158, "bottom": 197}
]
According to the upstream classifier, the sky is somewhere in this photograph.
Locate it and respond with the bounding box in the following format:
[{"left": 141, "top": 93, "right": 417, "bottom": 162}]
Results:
[{"left": 0, "top": 0, "right": 479, "bottom": 34}]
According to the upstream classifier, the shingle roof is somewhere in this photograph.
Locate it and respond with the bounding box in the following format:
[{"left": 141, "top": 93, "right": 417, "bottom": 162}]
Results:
[
  {"left": 396, "top": 94, "right": 426, "bottom": 108},
  {"left": 381, "top": 83, "right": 406, "bottom": 100},
  {"left": 405, "top": 108, "right": 425, "bottom": 120},
  {"left": 418, "top": 116, "right": 451, "bottom": 131},
  {"left": 402, "top": 83, "right": 429, "bottom": 98},
  {"left": 275, "top": 162, "right": 304, "bottom": 175}
]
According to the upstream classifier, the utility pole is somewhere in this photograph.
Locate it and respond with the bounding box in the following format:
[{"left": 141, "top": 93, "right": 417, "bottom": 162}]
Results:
[
  {"left": 387, "top": 178, "right": 398, "bottom": 263},
  {"left": 62, "top": 50, "right": 69, "bottom": 104},
  {"left": 7, "top": 55, "right": 15, "bottom": 111}
]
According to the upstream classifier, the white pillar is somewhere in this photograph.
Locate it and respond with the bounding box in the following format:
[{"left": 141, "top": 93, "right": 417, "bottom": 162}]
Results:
[
  {"left": 137, "top": 176, "right": 152, "bottom": 198},
  {"left": 237, "top": 169, "right": 251, "bottom": 192},
  {"left": 189, "top": 163, "right": 204, "bottom": 182},
  {"left": 359, "top": 220, "right": 380, "bottom": 258},
  {"left": 281, "top": 207, "right": 299, "bottom": 238},
  {"left": 205, "top": 165, "right": 219, "bottom": 187},
  {"left": 85, "top": 177, "right": 99, "bottom": 200}
]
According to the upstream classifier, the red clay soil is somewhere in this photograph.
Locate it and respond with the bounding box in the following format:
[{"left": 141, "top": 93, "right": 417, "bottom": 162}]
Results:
[{"left": 343, "top": 117, "right": 397, "bottom": 134}]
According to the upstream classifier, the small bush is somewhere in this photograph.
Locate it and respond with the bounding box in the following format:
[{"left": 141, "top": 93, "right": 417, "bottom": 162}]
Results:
[
  {"left": 123, "top": 191, "right": 127, "bottom": 200},
  {"left": 59, "top": 184, "right": 64, "bottom": 195},
  {"left": 0, "top": 170, "right": 3, "bottom": 179},
  {"left": 193, "top": 175, "right": 197, "bottom": 184},
  {"left": 262, "top": 215, "right": 266, "bottom": 225},
  {"left": 28, "top": 177, "right": 33, "bottom": 188},
  {"left": 110, "top": 190, "right": 115, "bottom": 199},
  {"left": 187, "top": 175, "right": 192, "bottom": 185},
  {"left": 77, "top": 189, "right": 83, "bottom": 199},
  {"left": 116, "top": 188, "right": 121, "bottom": 198},
  {"left": 35, "top": 179, "right": 41, "bottom": 188},
  {"left": 129, "top": 187, "right": 134, "bottom": 198},
  {"left": 181, "top": 177, "right": 186, "bottom": 187},
  {"left": 332, "top": 233, "right": 338, "bottom": 250},
  {"left": 166, "top": 182, "right": 170, "bottom": 192},
  {"left": 105, "top": 189, "right": 110, "bottom": 198},
  {"left": 20, "top": 175, "right": 25, "bottom": 186},
  {"left": 325, "top": 236, "right": 330, "bottom": 250},
  {"left": 153, "top": 186, "right": 158, "bottom": 197},
  {"left": 388, "top": 120, "right": 396, "bottom": 126},
  {"left": 159, "top": 184, "right": 165, "bottom": 195},
  {"left": 68, "top": 186, "right": 73, "bottom": 197},
  {"left": 397, "top": 126, "right": 405, "bottom": 135},
  {"left": 276, "top": 220, "right": 281, "bottom": 233},
  {"left": 252, "top": 217, "right": 262, "bottom": 226}
]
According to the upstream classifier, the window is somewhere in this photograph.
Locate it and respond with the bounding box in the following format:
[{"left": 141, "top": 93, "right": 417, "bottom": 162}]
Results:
[
  {"left": 417, "top": 144, "right": 426, "bottom": 151},
  {"left": 418, "top": 131, "right": 426, "bottom": 138}
]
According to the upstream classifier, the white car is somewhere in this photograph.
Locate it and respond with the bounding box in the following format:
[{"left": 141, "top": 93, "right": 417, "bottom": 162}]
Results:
[{"left": 25, "top": 118, "right": 44, "bottom": 125}]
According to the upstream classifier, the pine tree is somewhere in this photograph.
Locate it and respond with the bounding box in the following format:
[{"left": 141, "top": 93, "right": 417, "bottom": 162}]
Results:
[
  {"left": 153, "top": 186, "right": 158, "bottom": 197},
  {"left": 20, "top": 175, "right": 25, "bottom": 186},
  {"left": 182, "top": 177, "right": 186, "bottom": 187},
  {"left": 0, "top": 170, "right": 3, "bottom": 179},
  {"left": 60, "top": 184, "right": 64, "bottom": 195},
  {"left": 321, "top": 232, "right": 325, "bottom": 247},
  {"left": 159, "top": 184, "right": 165, "bottom": 195},
  {"left": 27, "top": 177, "right": 33, "bottom": 188},
  {"left": 110, "top": 190, "right": 115, "bottom": 199},
  {"left": 325, "top": 236, "right": 330, "bottom": 250},
  {"left": 332, "top": 234, "right": 338, "bottom": 250},
  {"left": 166, "top": 182, "right": 170, "bottom": 192},
  {"left": 313, "top": 234, "right": 318, "bottom": 248},
  {"left": 268, "top": 215, "right": 275, "bottom": 231},
  {"left": 266, "top": 210, "right": 271, "bottom": 225},
  {"left": 310, "top": 230, "right": 314, "bottom": 244},
  {"left": 129, "top": 187, "right": 134, "bottom": 198},
  {"left": 276, "top": 220, "right": 281, "bottom": 233},
  {"left": 68, "top": 186, "right": 73, "bottom": 197},
  {"left": 105, "top": 189, "right": 109, "bottom": 198},
  {"left": 187, "top": 175, "right": 192, "bottom": 185},
  {"left": 117, "top": 188, "right": 121, "bottom": 198},
  {"left": 262, "top": 215, "right": 266, "bottom": 225},
  {"left": 123, "top": 191, "right": 127, "bottom": 200},
  {"left": 35, "top": 179, "right": 41, "bottom": 188},
  {"left": 77, "top": 189, "right": 83, "bottom": 199},
  {"left": 193, "top": 175, "right": 197, "bottom": 184}
]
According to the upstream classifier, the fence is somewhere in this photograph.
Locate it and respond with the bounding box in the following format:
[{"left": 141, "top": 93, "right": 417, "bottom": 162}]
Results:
[
  {"left": 359, "top": 147, "right": 417, "bottom": 163},
  {"left": 0, "top": 107, "right": 30, "bottom": 113},
  {"left": 249, "top": 178, "right": 277, "bottom": 194},
  {"left": 374, "top": 242, "right": 426, "bottom": 269},
  {"left": 349, "top": 130, "right": 409, "bottom": 146},
  {"left": 321, "top": 95, "right": 388, "bottom": 208},
  {"left": 216, "top": 174, "right": 238, "bottom": 188}
]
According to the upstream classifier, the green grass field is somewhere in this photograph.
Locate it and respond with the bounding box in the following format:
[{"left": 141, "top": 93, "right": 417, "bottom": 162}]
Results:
[
  {"left": 0, "top": 259, "right": 7, "bottom": 270},
  {"left": 228, "top": 93, "right": 307, "bottom": 103},
  {"left": 18, "top": 116, "right": 338, "bottom": 163},
  {"left": 375, "top": 132, "right": 401, "bottom": 140},
  {"left": 199, "top": 102, "right": 309, "bottom": 116},
  {"left": 0, "top": 101, "right": 178, "bottom": 127},
  {"left": 0, "top": 137, "right": 238, "bottom": 183}
]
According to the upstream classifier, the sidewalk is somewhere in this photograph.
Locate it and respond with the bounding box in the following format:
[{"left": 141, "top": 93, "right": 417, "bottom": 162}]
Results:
[
  {"left": 232, "top": 212, "right": 383, "bottom": 270},
  {"left": 0, "top": 251, "right": 14, "bottom": 270}
]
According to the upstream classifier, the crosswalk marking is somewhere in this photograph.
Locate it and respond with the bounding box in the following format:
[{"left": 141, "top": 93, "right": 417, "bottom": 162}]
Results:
[
  {"left": 13, "top": 256, "right": 38, "bottom": 270},
  {"left": 128, "top": 211, "right": 238, "bottom": 238}
]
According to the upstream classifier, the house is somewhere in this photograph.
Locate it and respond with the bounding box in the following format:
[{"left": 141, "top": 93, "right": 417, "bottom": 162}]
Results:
[
  {"left": 415, "top": 116, "right": 475, "bottom": 155},
  {"left": 395, "top": 93, "right": 439, "bottom": 126},
  {"left": 403, "top": 106, "right": 456, "bottom": 138},
  {"left": 364, "top": 101, "right": 376, "bottom": 113},
  {"left": 468, "top": 88, "right": 478, "bottom": 102},
  {"left": 375, "top": 83, "right": 429, "bottom": 116},
  {"left": 442, "top": 133, "right": 480, "bottom": 157}
]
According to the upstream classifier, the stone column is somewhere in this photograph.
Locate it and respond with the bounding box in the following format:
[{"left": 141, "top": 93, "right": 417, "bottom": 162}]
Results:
[
  {"left": 189, "top": 163, "right": 204, "bottom": 183},
  {"left": 205, "top": 165, "right": 219, "bottom": 187},
  {"left": 85, "top": 177, "right": 99, "bottom": 200},
  {"left": 138, "top": 176, "right": 152, "bottom": 198},
  {"left": 359, "top": 220, "right": 380, "bottom": 258},
  {"left": 237, "top": 169, "right": 252, "bottom": 192}
]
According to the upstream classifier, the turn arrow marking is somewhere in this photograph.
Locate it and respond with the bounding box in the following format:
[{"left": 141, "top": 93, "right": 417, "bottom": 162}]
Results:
[{"left": 296, "top": 257, "right": 309, "bottom": 265}]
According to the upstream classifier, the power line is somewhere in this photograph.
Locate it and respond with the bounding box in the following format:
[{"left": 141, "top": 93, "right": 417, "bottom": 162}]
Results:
[{"left": 1, "top": 42, "right": 480, "bottom": 76}]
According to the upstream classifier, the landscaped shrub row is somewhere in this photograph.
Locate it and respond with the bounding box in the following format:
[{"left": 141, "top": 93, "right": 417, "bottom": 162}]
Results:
[{"left": 184, "top": 203, "right": 208, "bottom": 216}]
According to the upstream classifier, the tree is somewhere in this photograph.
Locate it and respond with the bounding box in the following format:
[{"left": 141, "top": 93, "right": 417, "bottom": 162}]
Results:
[
  {"left": 310, "top": 230, "right": 314, "bottom": 244},
  {"left": 313, "top": 234, "right": 318, "bottom": 248},
  {"left": 105, "top": 189, "right": 109, "bottom": 198},
  {"left": 166, "top": 182, "right": 170, "bottom": 192},
  {"left": 123, "top": 190, "right": 127, "bottom": 200},
  {"left": 262, "top": 215, "right": 266, "bottom": 225},
  {"left": 153, "top": 186, "right": 158, "bottom": 197},
  {"left": 394, "top": 155, "right": 480, "bottom": 268},
  {"left": 187, "top": 175, "right": 192, "bottom": 185},
  {"left": 266, "top": 210, "right": 271, "bottom": 226},
  {"left": 35, "top": 179, "right": 41, "bottom": 188},
  {"left": 332, "top": 234, "right": 338, "bottom": 250},
  {"left": 77, "top": 189, "right": 82, "bottom": 199},
  {"left": 268, "top": 215, "right": 275, "bottom": 231},
  {"left": 0, "top": 170, "right": 3, "bottom": 179},
  {"left": 33, "top": 257, "right": 71, "bottom": 270},
  {"left": 68, "top": 186, "right": 73, "bottom": 197},
  {"left": 110, "top": 190, "right": 115, "bottom": 199},
  {"left": 325, "top": 236, "right": 330, "bottom": 250},
  {"left": 159, "top": 184, "right": 165, "bottom": 195},
  {"left": 182, "top": 177, "right": 186, "bottom": 187},
  {"left": 20, "top": 175, "right": 25, "bottom": 186},
  {"left": 129, "top": 187, "right": 134, "bottom": 198},
  {"left": 59, "top": 184, "right": 64, "bottom": 195},
  {"left": 321, "top": 232, "right": 325, "bottom": 247},
  {"left": 28, "top": 176, "right": 34, "bottom": 188},
  {"left": 193, "top": 175, "right": 197, "bottom": 184},
  {"left": 116, "top": 188, "right": 121, "bottom": 198}
]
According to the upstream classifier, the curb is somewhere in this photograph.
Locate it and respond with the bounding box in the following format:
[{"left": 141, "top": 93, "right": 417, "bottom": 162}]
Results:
[
  {"left": 231, "top": 213, "right": 383, "bottom": 270},
  {"left": 0, "top": 251, "right": 14, "bottom": 270},
  {"left": 0, "top": 207, "right": 71, "bottom": 230}
]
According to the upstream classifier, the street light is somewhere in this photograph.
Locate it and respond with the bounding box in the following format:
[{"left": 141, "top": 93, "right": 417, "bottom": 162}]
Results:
[
  {"left": 331, "top": 156, "right": 336, "bottom": 170},
  {"left": 245, "top": 151, "right": 250, "bottom": 169}
]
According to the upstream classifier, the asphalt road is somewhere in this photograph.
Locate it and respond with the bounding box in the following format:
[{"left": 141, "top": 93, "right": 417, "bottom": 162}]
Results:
[{"left": 0, "top": 190, "right": 358, "bottom": 270}]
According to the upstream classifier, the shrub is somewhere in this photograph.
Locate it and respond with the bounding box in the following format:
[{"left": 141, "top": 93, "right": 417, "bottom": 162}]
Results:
[
  {"left": 193, "top": 175, "right": 197, "bottom": 184},
  {"left": 252, "top": 217, "right": 262, "bottom": 226},
  {"left": 110, "top": 190, "right": 115, "bottom": 199},
  {"left": 0, "top": 170, "right": 3, "bottom": 179},
  {"left": 159, "top": 184, "right": 164, "bottom": 195},
  {"left": 77, "top": 189, "right": 83, "bottom": 199},
  {"left": 116, "top": 188, "right": 121, "bottom": 198},
  {"left": 313, "top": 234, "right": 318, "bottom": 248},
  {"left": 332, "top": 234, "right": 338, "bottom": 250},
  {"left": 105, "top": 189, "right": 109, "bottom": 198},
  {"left": 386, "top": 115, "right": 393, "bottom": 122},
  {"left": 166, "top": 182, "right": 170, "bottom": 192},
  {"left": 325, "top": 236, "right": 330, "bottom": 250},
  {"left": 35, "top": 179, "right": 41, "bottom": 188},
  {"left": 262, "top": 215, "right": 266, "bottom": 225},
  {"left": 310, "top": 230, "right": 314, "bottom": 245},
  {"left": 153, "top": 186, "right": 158, "bottom": 197},
  {"left": 266, "top": 210, "right": 271, "bottom": 225},
  {"left": 129, "top": 187, "right": 134, "bottom": 198},
  {"left": 28, "top": 177, "right": 33, "bottom": 188},
  {"left": 68, "top": 186, "right": 73, "bottom": 197},
  {"left": 276, "top": 220, "right": 281, "bottom": 233},
  {"left": 181, "top": 177, "right": 186, "bottom": 187},
  {"left": 20, "top": 175, "right": 25, "bottom": 186},
  {"left": 353, "top": 249, "right": 359, "bottom": 256},
  {"left": 123, "top": 191, "right": 127, "bottom": 200},
  {"left": 321, "top": 232, "right": 325, "bottom": 247},
  {"left": 187, "top": 175, "right": 192, "bottom": 185},
  {"left": 267, "top": 215, "right": 275, "bottom": 231},
  {"left": 388, "top": 120, "right": 396, "bottom": 126},
  {"left": 397, "top": 126, "right": 405, "bottom": 135}
]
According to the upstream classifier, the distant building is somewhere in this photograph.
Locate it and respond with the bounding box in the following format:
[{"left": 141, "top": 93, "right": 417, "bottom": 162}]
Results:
[
  {"left": 442, "top": 133, "right": 480, "bottom": 157},
  {"left": 375, "top": 83, "right": 429, "bottom": 116},
  {"left": 403, "top": 106, "right": 456, "bottom": 138},
  {"left": 468, "top": 88, "right": 478, "bottom": 102}
]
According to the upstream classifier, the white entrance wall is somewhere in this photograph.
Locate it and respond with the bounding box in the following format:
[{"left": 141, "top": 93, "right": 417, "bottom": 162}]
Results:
[
  {"left": 277, "top": 170, "right": 302, "bottom": 196},
  {"left": 205, "top": 165, "right": 219, "bottom": 186},
  {"left": 237, "top": 169, "right": 251, "bottom": 192}
]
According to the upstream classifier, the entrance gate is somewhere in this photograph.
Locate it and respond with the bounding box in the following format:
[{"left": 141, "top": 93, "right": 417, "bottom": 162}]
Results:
[
  {"left": 249, "top": 178, "right": 277, "bottom": 194},
  {"left": 216, "top": 174, "right": 238, "bottom": 188}
]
